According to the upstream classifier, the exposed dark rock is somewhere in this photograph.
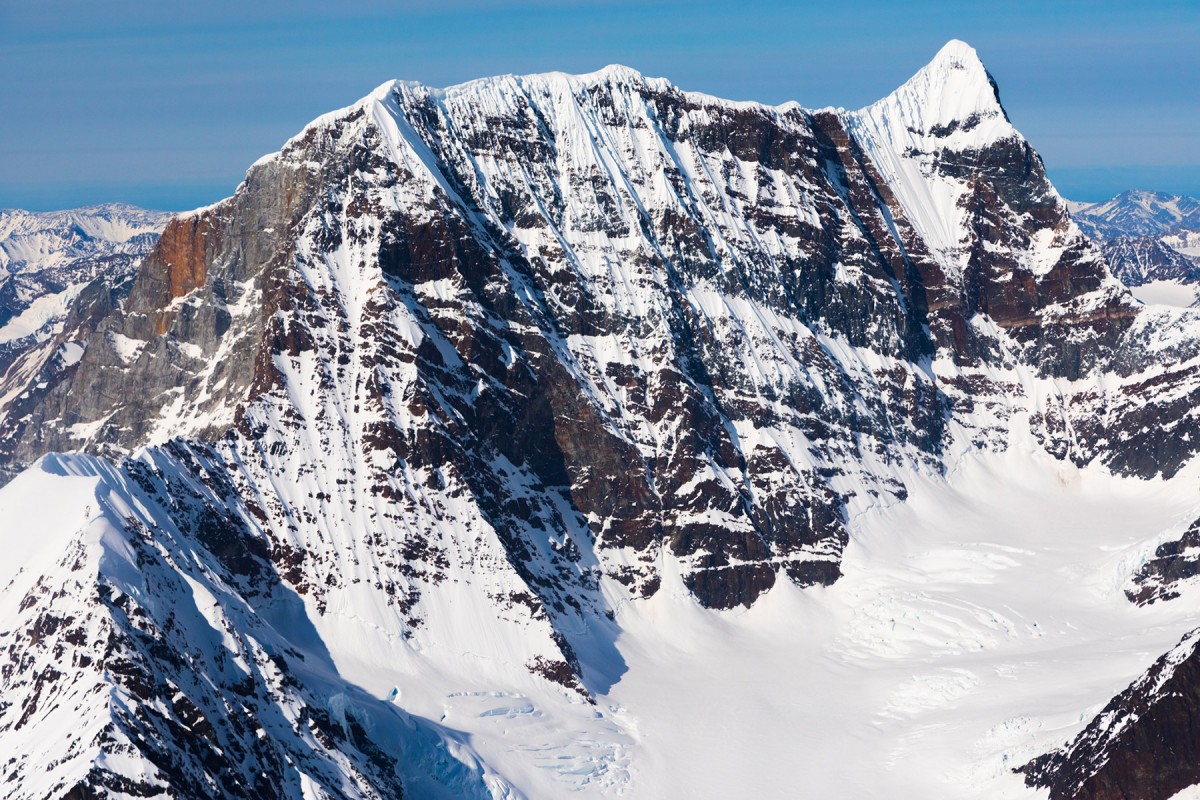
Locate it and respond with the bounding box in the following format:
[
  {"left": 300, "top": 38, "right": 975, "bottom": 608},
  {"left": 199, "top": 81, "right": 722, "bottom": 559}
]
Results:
[
  {"left": 1128, "top": 518, "right": 1200, "bottom": 605},
  {"left": 1100, "top": 235, "right": 1200, "bottom": 287},
  {"left": 1022, "top": 628, "right": 1200, "bottom": 800}
]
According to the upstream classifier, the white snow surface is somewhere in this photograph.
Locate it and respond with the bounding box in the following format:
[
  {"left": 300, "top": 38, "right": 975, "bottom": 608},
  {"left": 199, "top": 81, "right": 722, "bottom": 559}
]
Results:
[
  {"left": 847, "top": 40, "right": 1027, "bottom": 273},
  {"left": 1163, "top": 230, "right": 1200, "bottom": 259},
  {"left": 7, "top": 436, "right": 1200, "bottom": 798},
  {"left": 1130, "top": 280, "right": 1200, "bottom": 308},
  {"left": 0, "top": 283, "right": 85, "bottom": 344},
  {"left": 358, "top": 441, "right": 1200, "bottom": 799},
  {"left": 601, "top": 443, "right": 1200, "bottom": 798}
]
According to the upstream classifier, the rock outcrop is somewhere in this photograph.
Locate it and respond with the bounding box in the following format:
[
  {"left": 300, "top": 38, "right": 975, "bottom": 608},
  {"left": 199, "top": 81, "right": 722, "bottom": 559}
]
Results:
[{"left": 1022, "top": 628, "right": 1200, "bottom": 800}]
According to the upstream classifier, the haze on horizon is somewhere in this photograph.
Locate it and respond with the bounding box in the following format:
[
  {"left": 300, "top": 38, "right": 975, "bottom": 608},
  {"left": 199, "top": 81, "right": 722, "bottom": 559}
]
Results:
[{"left": 1, "top": 0, "right": 1196, "bottom": 212}]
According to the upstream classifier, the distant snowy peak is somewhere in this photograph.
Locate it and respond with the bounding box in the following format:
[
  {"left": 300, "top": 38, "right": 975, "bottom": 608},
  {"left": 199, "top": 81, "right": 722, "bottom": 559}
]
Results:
[
  {"left": 1067, "top": 190, "right": 1200, "bottom": 302},
  {"left": 1069, "top": 189, "right": 1200, "bottom": 239},
  {"left": 0, "top": 203, "right": 171, "bottom": 274}
]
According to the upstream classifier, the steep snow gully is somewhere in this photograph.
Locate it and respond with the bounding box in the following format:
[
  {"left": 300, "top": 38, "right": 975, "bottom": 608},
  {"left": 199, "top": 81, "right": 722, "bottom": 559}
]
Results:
[{"left": 4, "top": 40, "right": 1200, "bottom": 799}]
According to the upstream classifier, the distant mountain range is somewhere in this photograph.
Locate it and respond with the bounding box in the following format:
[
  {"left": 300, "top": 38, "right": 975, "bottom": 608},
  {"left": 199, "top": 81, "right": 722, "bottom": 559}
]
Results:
[
  {"left": 1067, "top": 190, "right": 1200, "bottom": 305},
  {"left": 0, "top": 206, "right": 171, "bottom": 483},
  {"left": 1067, "top": 189, "right": 1200, "bottom": 240},
  {"left": 0, "top": 204, "right": 169, "bottom": 335}
]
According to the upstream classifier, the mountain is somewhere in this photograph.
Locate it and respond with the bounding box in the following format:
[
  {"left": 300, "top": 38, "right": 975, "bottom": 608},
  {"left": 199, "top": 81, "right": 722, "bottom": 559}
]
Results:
[
  {"left": 1067, "top": 189, "right": 1200, "bottom": 240},
  {"left": 0, "top": 204, "right": 170, "bottom": 335},
  {"left": 0, "top": 204, "right": 171, "bottom": 481},
  {"left": 1095, "top": 233, "right": 1200, "bottom": 307},
  {"left": 1067, "top": 191, "right": 1200, "bottom": 305},
  {"left": 0, "top": 204, "right": 167, "bottom": 273},
  {"left": 1095, "top": 234, "right": 1200, "bottom": 285},
  {"left": 4, "top": 40, "right": 1200, "bottom": 799},
  {"left": 1023, "top": 623, "right": 1200, "bottom": 800},
  {"left": 1164, "top": 229, "right": 1200, "bottom": 259}
]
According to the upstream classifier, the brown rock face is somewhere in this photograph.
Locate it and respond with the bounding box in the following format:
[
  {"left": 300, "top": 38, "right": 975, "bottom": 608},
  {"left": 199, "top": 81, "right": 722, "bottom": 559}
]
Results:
[
  {"left": 131, "top": 212, "right": 220, "bottom": 335},
  {"left": 145, "top": 214, "right": 215, "bottom": 335},
  {"left": 158, "top": 215, "right": 212, "bottom": 300}
]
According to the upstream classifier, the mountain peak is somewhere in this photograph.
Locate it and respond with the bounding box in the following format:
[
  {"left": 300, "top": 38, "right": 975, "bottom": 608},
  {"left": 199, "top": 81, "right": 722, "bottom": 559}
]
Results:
[
  {"left": 929, "top": 38, "right": 986, "bottom": 71},
  {"left": 863, "top": 39, "right": 1007, "bottom": 138},
  {"left": 845, "top": 40, "right": 1020, "bottom": 264},
  {"left": 579, "top": 63, "right": 648, "bottom": 84}
]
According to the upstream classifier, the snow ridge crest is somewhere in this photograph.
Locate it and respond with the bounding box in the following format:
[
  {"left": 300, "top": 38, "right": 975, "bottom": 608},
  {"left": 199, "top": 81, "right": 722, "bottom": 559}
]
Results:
[{"left": 867, "top": 39, "right": 1008, "bottom": 138}]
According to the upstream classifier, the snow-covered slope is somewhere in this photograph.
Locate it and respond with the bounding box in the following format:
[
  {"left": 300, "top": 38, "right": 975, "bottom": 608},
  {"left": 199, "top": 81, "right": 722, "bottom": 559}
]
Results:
[
  {"left": 3, "top": 41, "right": 1200, "bottom": 799},
  {"left": 849, "top": 39, "right": 1020, "bottom": 272},
  {"left": 0, "top": 449, "right": 508, "bottom": 799},
  {"left": 11, "top": 427, "right": 1200, "bottom": 799}
]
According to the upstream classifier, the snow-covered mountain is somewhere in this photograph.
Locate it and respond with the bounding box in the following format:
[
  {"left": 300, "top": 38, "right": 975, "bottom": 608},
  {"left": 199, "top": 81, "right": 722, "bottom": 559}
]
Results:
[
  {"left": 0, "top": 205, "right": 170, "bottom": 335},
  {"left": 1067, "top": 191, "right": 1200, "bottom": 306},
  {"left": 0, "top": 204, "right": 171, "bottom": 480},
  {"left": 0, "top": 204, "right": 167, "bottom": 272},
  {"left": 4, "top": 40, "right": 1200, "bottom": 799},
  {"left": 1067, "top": 189, "right": 1200, "bottom": 240},
  {"left": 1094, "top": 234, "right": 1200, "bottom": 284}
]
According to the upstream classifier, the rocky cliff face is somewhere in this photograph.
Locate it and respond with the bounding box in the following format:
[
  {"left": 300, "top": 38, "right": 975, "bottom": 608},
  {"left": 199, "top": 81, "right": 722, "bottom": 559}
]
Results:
[
  {"left": 5, "top": 41, "right": 1200, "bottom": 799},
  {"left": 1128, "top": 516, "right": 1200, "bottom": 605}
]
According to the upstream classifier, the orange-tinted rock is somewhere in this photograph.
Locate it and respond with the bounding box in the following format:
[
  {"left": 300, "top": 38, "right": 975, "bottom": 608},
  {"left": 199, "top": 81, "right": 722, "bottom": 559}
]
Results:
[{"left": 156, "top": 215, "right": 213, "bottom": 301}]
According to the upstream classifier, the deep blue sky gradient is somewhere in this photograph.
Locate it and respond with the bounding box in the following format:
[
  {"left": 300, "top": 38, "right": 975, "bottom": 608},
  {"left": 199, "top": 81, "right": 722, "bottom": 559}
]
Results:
[{"left": 1, "top": 0, "right": 1196, "bottom": 211}]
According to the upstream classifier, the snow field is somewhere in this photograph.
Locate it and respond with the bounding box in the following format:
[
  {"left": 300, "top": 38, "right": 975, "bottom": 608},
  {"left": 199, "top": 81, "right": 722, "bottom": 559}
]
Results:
[{"left": 261, "top": 431, "right": 1200, "bottom": 799}]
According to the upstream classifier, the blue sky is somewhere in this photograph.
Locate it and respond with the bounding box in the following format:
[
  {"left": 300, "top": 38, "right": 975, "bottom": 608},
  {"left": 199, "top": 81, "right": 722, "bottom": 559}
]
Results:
[{"left": 1, "top": 0, "right": 1196, "bottom": 210}]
